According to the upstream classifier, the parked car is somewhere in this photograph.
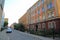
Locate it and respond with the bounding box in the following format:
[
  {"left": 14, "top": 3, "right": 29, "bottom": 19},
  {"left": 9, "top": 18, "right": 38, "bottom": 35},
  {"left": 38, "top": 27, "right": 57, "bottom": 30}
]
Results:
[{"left": 6, "top": 27, "right": 12, "bottom": 33}]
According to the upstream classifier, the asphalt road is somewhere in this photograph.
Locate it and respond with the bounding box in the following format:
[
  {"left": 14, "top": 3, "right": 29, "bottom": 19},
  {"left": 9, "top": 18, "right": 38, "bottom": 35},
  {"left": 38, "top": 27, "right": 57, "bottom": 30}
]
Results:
[{"left": 0, "top": 29, "right": 53, "bottom": 40}]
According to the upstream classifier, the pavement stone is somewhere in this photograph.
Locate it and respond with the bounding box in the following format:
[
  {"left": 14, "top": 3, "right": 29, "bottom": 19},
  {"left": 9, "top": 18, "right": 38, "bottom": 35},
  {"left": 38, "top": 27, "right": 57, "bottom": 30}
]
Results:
[
  {"left": 54, "top": 37, "right": 60, "bottom": 40},
  {"left": 0, "top": 31, "right": 9, "bottom": 40}
]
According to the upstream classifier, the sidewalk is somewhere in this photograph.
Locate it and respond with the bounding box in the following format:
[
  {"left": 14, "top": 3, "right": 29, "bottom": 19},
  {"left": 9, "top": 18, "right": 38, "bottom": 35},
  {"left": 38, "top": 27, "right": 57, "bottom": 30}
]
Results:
[
  {"left": 24, "top": 31, "right": 60, "bottom": 40},
  {"left": 54, "top": 37, "right": 60, "bottom": 40},
  {"left": 0, "top": 31, "right": 9, "bottom": 40},
  {"left": 21, "top": 31, "right": 60, "bottom": 40}
]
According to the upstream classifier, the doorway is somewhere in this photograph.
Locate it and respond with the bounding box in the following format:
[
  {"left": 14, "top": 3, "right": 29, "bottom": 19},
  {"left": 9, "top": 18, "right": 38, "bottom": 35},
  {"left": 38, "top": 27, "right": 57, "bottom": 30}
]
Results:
[{"left": 36, "top": 24, "right": 38, "bottom": 31}]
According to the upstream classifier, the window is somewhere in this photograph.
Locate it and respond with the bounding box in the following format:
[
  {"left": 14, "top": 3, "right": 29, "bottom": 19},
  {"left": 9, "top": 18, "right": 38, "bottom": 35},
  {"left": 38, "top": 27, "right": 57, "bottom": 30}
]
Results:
[
  {"left": 43, "top": 15, "right": 45, "bottom": 20},
  {"left": 35, "top": 4, "right": 37, "bottom": 8},
  {"left": 33, "top": 6, "right": 34, "bottom": 10},
  {"left": 37, "top": 18, "right": 39, "bottom": 22},
  {"left": 48, "top": 13, "right": 51, "bottom": 18},
  {"left": 42, "top": 7, "right": 45, "bottom": 12},
  {"left": 38, "top": 17, "right": 40, "bottom": 22},
  {"left": 47, "top": 4, "right": 50, "bottom": 9},
  {"left": 52, "top": 1, "right": 54, "bottom": 7},
  {"left": 32, "top": 13, "right": 34, "bottom": 16},
  {"left": 47, "top": 2, "right": 53, "bottom": 9},
  {"left": 33, "top": 5, "right": 36, "bottom": 10},
  {"left": 31, "top": 19, "right": 33, "bottom": 24},
  {"left": 37, "top": 10, "right": 40, "bottom": 14},
  {"left": 38, "top": 1, "right": 40, "bottom": 6},
  {"left": 48, "top": 12, "right": 54, "bottom": 18},
  {"left": 38, "top": 24, "right": 41, "bottom": 30},
  {"left": 42, "top": 23, "right": 46, "bottom": 28},
  {"left": 41, "top": 0, "right": 44, "bottom": 3},
  {"left": 48, "top": 22, "right": 51, "bottom": 28},
  {"left": 48, "top": 22, "right": 56, "bottom": 29},
  {"left": 50, "top": 2, "right": 53, "bottom": 8},
  {"left": 51, "top": 12, "right": 54, "bottom": 17},
  {"left": 52, "top": 21, "right": 56, "bottom": 29}
]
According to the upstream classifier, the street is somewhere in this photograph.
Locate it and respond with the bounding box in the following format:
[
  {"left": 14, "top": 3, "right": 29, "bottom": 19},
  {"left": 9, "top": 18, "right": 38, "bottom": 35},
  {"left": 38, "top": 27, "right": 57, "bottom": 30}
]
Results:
[{"left": 0, "top": 29, "right": 53, "bottom": 40}]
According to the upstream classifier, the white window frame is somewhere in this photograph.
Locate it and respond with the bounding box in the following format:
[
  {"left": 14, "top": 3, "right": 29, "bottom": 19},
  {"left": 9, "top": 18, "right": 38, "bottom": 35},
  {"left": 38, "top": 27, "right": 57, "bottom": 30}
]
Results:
[
  {"left": 48, "top": 21, "right": 56, "bottom": 29},
  {"left": 52, "top": 12, "right": 54, "bottom": 17},
  {"left": 37, "top": 9, "right": 40, "bottom": 14},
  {"left": 38, "top": 24, "right": 41, "bottom": 29},
  {"left": 42, "top": 23, "right": 46, "bottom": 28},
  {"left": 48, "top": 22, "right": 51, "bottom": 28},
  {"left": 38, "top": 1, "right": 40, "bottom": 6},
  {"left": 51, "top": 21, "right": 56, "bottom": 29},
  {"left": 43, "top": 15, "right": 45, "bottom": 20},
  {"left": 41, "top": 0, "right": 44, "bottom": 3},
  {"left": 48, "top": 13, "right": 51, "bottom": 18}
]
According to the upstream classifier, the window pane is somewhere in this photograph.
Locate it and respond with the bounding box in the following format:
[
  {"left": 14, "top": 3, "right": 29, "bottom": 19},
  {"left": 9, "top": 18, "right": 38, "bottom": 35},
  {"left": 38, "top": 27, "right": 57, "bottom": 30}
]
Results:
[
  {"left": 47, "top": 2, "right": 53, "bottom": 9},
  {"left": 51, "top": 22, "right": 56, "bottom": 28},
  {"left": 50, "top": 2, "right": 53, "bottom": 8},
  {"left": 47, "top": 4, "right": 50, "bottom": 9},
  {"left": 43, "top": 15, "right": 45, "bottom": 20},
  {"left": 42, "top": 23, "right": 45, "bottom": 28},
  {"left": 38, "top": 1, "right": 40, "bottom": 6},
  {"left": 48, "top": 22, "right": 51, "bottom": 28},
  {"left": 41, "top": 0, "right": 44, "bottom": 3},
  {"left": 37, "top": 10, "right": 40, "bottom": 14},
  {"left": 52, "top": 12, "right": 54, "bottom": 17},
  {"left": 48, "top": 13, "right": 51, "bottom": 18},
  {"left": 42, "top": 7, "right": 45, "bottom": 12}
]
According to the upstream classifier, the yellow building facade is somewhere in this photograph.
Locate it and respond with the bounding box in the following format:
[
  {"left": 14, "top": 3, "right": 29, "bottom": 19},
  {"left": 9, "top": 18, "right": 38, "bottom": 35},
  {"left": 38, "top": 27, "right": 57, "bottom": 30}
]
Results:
[{"left": 19, "top": 0, "right": 60, "bottom": 32}]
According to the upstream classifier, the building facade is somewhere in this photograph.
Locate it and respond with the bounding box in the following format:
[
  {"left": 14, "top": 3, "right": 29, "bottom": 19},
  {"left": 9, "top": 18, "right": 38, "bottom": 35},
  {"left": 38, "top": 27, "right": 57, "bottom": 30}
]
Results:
[
  {"left": 19, "top": 0, "right": 60, "bottom": 32},
  {"left": 0, "top": 0, "right": 5, "bottom": 30},
  {"left": 18, "top": 13, "right": 29, "bottom": 30}
]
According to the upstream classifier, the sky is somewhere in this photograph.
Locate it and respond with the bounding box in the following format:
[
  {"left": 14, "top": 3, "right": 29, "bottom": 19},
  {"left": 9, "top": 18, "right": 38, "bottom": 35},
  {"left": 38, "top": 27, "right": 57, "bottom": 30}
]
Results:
[{"left": 4, "top": 0, "right": 38, "bottom": 26}]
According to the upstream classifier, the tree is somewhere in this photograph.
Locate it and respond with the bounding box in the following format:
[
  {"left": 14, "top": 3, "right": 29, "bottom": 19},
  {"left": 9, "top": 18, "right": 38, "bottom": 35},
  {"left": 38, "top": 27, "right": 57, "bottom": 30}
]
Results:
[
  {"left": 14, "top": 23, "right": 25, "bottom": 32},
  {"left": 4, "top": 21, "right": 8, "bottom": 27},
  {"left": 14, "top": 23, "right": 19, "bottom": 30},
  {"left": 1, "top": 21, "right": 8, "bottom": 31},
  {"left": 19, "top": 23, "right": 25, "bottom": 32}
]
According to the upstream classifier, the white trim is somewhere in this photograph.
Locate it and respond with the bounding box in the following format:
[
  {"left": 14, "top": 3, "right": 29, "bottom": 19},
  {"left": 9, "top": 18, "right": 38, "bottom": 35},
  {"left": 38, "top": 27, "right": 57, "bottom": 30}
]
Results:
[
  {"left": 48, "top": 22, "right": 51, "bottom": 29},
  {"left": 52, "top": 21, "right": 56, "bottom": 29},
  {"left": 38, "top": 23, "right": 41, "bottom": 29},
  {"left": 42, "top": 23, "right": 46, "bottom": 28},
  {"left": 48, "top": 21, "right": 56, "bottom": 29}
]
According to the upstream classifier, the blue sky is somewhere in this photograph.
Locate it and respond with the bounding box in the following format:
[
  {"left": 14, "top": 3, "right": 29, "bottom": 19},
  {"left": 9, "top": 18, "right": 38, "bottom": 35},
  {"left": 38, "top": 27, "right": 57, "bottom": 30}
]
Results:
[{"left": 4, "top": 0, "right": 38, "bottom": 26}]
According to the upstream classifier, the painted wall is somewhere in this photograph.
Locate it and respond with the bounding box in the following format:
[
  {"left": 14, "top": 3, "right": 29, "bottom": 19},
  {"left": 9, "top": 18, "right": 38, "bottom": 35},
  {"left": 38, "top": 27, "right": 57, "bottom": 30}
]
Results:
[{"left": 56, "top": 0, "right": 60, "bottom": 17}]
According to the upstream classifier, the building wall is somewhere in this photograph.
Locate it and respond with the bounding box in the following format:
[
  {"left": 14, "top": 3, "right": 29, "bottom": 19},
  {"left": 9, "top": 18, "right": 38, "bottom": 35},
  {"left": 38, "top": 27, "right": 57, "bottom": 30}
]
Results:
[
  {"left": 56, "top": 0, "right": 60, "bottom": 18},
  {"left": 0, "top": 6, "right": 3, "bottom": 29},
  {"left": 19, "top": 13, "right": 28, "bottom": 29},
  {"left": 19, "top": 0, "right": 60, "bottom": 32},
  {"left": 0, "top": 0, "right": 5, "bottom": 30}
]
